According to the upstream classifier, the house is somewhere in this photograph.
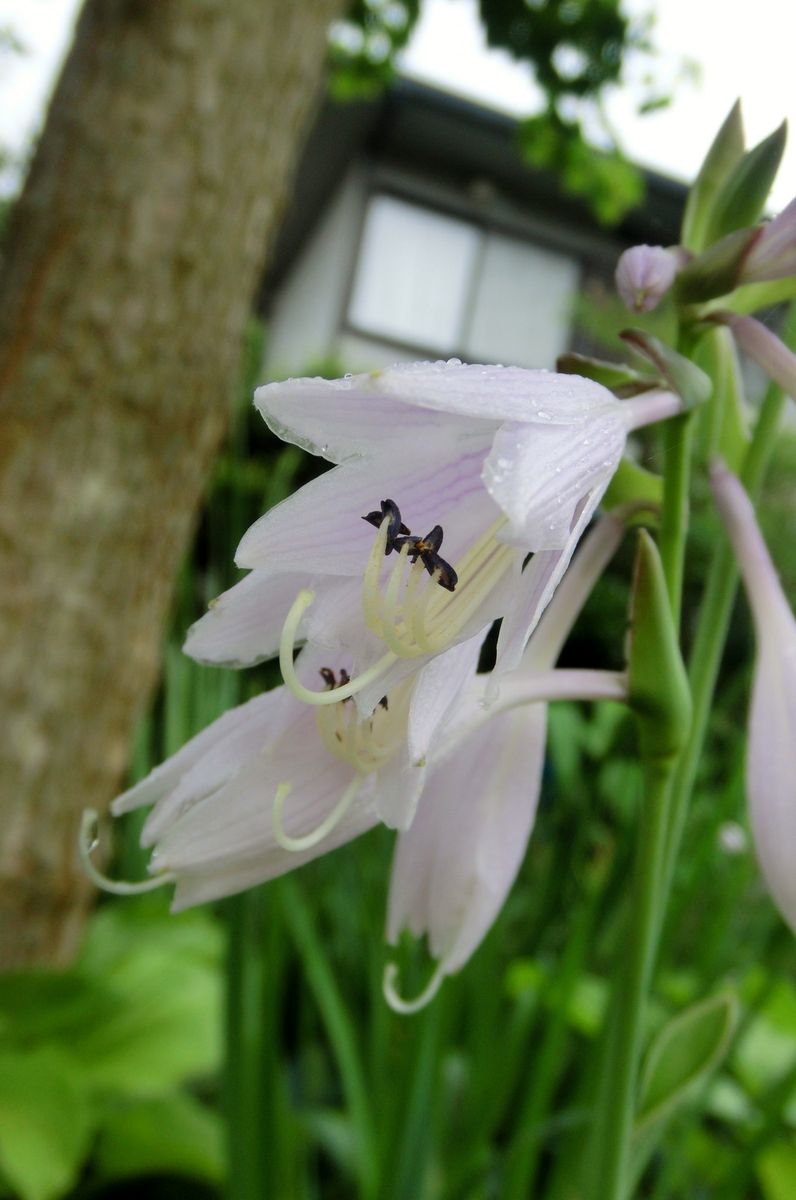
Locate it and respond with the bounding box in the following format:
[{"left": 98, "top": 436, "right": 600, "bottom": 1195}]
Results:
[{"left": 258, "top": 79, "right": 686, "bottom": 378}]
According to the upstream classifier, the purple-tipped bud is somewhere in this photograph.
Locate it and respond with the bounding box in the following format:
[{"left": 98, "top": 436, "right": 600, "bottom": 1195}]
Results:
[
  {"left": 741, "top": 196, "right": 796, "bottom": 284},
  {"left": 721, "top": 312, "right": 796, "bottom": 400},
  {"left": 711, "top": 461, "right": 796, "bottom": 935},
  {"left": 615, "top": 244, "right": 680, "bottom": 313}
]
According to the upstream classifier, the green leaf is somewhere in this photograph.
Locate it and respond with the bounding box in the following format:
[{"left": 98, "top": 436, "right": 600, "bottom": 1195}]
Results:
[
  {"left": 636, "top": 990, "right": 738, "bottom": 1129},
  {"left": 71, "top": 904, "right": 223, "bottom": 1095},
  {"left": 602, "top": 457, "right": 662, "bottom": 515},
  {"left": 682, "top": 100, "right": 745, "bottom": 251},
  {"left": 620, "top": 329, "right": 712, "bottom": 410},
  {"left": 94, "top": 1094, "right": 224, "bottom": 1185},
  {"left": 705, "top": 120, "right": 787, "bottom": 246},
  {"left": 0, "top": 1047, "right": 94, "bottom": 1200},
  {"left": 757, "top": 1139, "right": 796, "bottom": 1200},
  {"left": 556, "top": 352, "right": 652, "bottom": 394}
]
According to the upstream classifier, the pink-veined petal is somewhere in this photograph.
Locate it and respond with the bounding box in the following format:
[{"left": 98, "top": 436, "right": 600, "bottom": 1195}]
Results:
[
  {"left": 407, "top": 632, "right": 486, "bottom": 765},
  {"left": 361, "top": 361, "right": 619, "bottom": 424},
  {"left": 112, "top": 689, "right": 286, "bottom": 818},
  {"left": 483, "top": 413, "right": 625, "bottom": 548},
  {"left": 153, "top": 706, "right": 365, "bottom": 874},
  {"left": 387, "top": 704, "right": 547, "bottom": 974},
  {"left": 492, "top": 486, "right": 606, "bottom": 683},
  {"left": 235, "top": 441, "right": 492, "bottom": 572},
  {"left": 184, "top": 569, "right": 312, "bottom": 667},
  {"left": 255, "top": 374, "right": 486, "bottom": 463}
]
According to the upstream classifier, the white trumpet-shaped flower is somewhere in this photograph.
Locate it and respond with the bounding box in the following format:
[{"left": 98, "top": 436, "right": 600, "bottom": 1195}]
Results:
[
  {"left": 184, "top": 362, "right": 679, "bottom": 714},
  {"left": 93, "top": 636, "right": 482, "bottom": 909},
  {"left": 385, "top": 511, "right": 629, "bottom": 1011},
  {"left": 711, "top": 462, "right": 796, "bottom": 934}
]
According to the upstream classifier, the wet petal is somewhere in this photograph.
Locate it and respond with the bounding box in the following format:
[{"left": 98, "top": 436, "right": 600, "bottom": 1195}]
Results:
[
  {"left": 492, "top": 487, "right": 606, "bottom": 682},
  {"left": 255, "top": 373, "right": 485, "bottom": 463},
  {"left": 363, "top": 361, "right": 619, "bottom": 424},
  {"left": 483, "top": 413, "right": 625, "bottom": 548}
]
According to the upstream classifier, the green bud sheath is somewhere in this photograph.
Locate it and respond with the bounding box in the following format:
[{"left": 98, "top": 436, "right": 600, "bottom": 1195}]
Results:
[{"left": 628, "top": 530, "right": 692, "bottom": 762}]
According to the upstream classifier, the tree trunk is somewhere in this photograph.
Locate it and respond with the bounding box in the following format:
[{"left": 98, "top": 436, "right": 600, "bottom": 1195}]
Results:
[{"left": 0, "top": 0, "right": 345, "bottom": 967}]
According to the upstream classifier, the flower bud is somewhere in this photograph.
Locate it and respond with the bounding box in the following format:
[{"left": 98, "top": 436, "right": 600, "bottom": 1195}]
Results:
[
  {"left": 711, "top": 461, "right": 796, "bottom": 934},
  {"left": 740, "top": 196, "right": 796, "bottom": 284},
  {"left": 615, "top": 244, "right": 679, "bottom": 313}
]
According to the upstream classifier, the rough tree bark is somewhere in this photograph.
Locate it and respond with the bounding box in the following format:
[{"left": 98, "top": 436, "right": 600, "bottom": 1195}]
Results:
[{"left": 0, "top": 0, "right": 346, "bottom": 967}]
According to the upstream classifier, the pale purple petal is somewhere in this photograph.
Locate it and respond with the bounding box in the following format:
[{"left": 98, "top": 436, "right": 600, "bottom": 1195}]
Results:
[
  {"left": 710, "top": 460, "right": 793, "bottom": 637},
  {"left": 747, "top": 642, "right": 796, "bottom": 933},
  {"left": 492, "top": 486, "right": 607, "bottom": 683},
  {"left": 522, "top": 509, "right": 627, "bottom": 671},
  {"left": 482, "top": 412, "right": 625, "bottom": 548},
  {"left": 183, "top": 569, "right": 311, "bottom": 667},
  {"left": 407, "top": 632, "right": 486, "bottom": 765},
  {"left": 741, "top": 197, "right": 796, "bottom": 284},
  {"left": 235, "top": 441, "right": 492, "bottom": 572},
  {"left": 255, "top": 374, "right": 486, "bottom": 463},
  {"left": 373, "top": 753, "right": 428, "bottom": 831},
  {"left": 726, "top": 315, "right": 796, "bottom": 401},
  {"left": 387, "top": 705, "right": 547, "bottom": 973},
  {"left": 112, "top": 689, "right": 285, "bottom": 818},
  {"left": 615, "top": 244, "right": 679, "bottom": 313},
  {"left": 360, "top": 361, "right": 619, "bottom": 424},
  {"left": 153, "top": 706, "right": 365, "bottom": 873}
]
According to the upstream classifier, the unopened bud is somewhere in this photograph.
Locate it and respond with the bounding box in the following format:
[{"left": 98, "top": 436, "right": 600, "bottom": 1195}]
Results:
[{"left": 616, "top": 244, "right": 680, "bottom": 313}]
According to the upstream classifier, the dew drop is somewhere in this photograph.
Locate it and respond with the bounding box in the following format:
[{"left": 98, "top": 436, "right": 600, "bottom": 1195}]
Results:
[{"left": 446, "top": 357, "right": 462, "bottom": 366}]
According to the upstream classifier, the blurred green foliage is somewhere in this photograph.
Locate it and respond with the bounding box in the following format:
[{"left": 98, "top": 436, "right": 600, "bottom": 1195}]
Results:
[
  {"left": 2, "top": 320, "right": 796, "bottom": 1200},
  {"left": 330, "top": 0, "right": 691, "bottom": 224}
]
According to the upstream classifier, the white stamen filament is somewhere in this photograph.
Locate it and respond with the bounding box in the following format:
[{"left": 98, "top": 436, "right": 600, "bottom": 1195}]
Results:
[
  {"left": 272, "top": 776, "right": 364, "bottom": 852},
  {"left": 363, "top": 514, "right": 514, "bottom": 658},
  {"left": 315, "top": 682, "right": 412, "bottom": 774},
  {"left": 79, "top": 809, "right": 175, "bottom": 895},
  {"left": 278, "top": 513, "right": 514, "bottom": 707},
  {"left": 279, "top": 587, "right": 398, "bottom": 707},
  {"left": 382, "top": 958, "right": 448, "bottom": 1015}
]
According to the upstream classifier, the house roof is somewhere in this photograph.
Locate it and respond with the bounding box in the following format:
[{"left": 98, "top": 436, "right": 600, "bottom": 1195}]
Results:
[{"left": 261, "top": 77, "right": 687, "bottom": 306}]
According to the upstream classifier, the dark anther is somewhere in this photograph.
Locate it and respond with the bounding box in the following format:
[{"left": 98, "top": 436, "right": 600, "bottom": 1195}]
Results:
[
  {"left": 362, "top": 498, "right": 411, "bottom": 555},
  {"left": 395, "top": 524, "right": 458, "bottom": 592},
  {"left": 378, "top": 695, "right": 389, "bottom": 710},
  {"left": 319, "top": 667, "right": 352, "bottom": 692}
]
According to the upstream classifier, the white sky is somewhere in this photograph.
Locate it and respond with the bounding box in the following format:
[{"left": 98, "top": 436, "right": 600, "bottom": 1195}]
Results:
[{"left": 0, "top": 0, "right": 794, "bottom": 210}]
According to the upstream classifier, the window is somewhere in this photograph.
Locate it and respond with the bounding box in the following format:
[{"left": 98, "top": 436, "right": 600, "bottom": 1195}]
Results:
[{"left": 347, "top": 193, "right": 579, "bottom": 368}]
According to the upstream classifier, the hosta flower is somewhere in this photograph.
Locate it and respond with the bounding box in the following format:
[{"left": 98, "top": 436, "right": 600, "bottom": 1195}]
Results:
[
  {"left": 86, "top": 635, "right": 483, "bottom": 909},
  {"left": 385, "top": 512, "right": 629, "bottom": 1010},
  {"left": 84, "top": 516, "right": 627, "bottom": 943},
  {"left": 615, "top": 244, "right": 680, "bottom": 313},
  {"left": 185, "top": 362, "right": 679, "bottom": 713},
  {"left": 716, "top": 312, "right": 796, "bottom": 401},
  {"left": 711, "top": 461, "right": 796, "bottom": 933},
  {"left": 740, "top": 196, "right": 796, "bottom": 284}
]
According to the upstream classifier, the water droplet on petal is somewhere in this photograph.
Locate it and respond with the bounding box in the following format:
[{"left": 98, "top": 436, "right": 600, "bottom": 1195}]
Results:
[{"left": 446, "top": 357, "right": 462, "bottom": 366}]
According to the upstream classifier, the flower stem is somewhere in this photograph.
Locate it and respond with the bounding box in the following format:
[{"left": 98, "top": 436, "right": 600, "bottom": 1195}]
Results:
[
  {"left": 658, "top": 412, "right": 694, "bottom": 630},
  {"left": 662, "top": 379, "right": 786, "bottom": 892},
  {"left": 587, "top": 761, "right": 674, "bottom": 1200},
  {"left": 224, "top": 889, "right": 268, "bottom": 1200}
]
